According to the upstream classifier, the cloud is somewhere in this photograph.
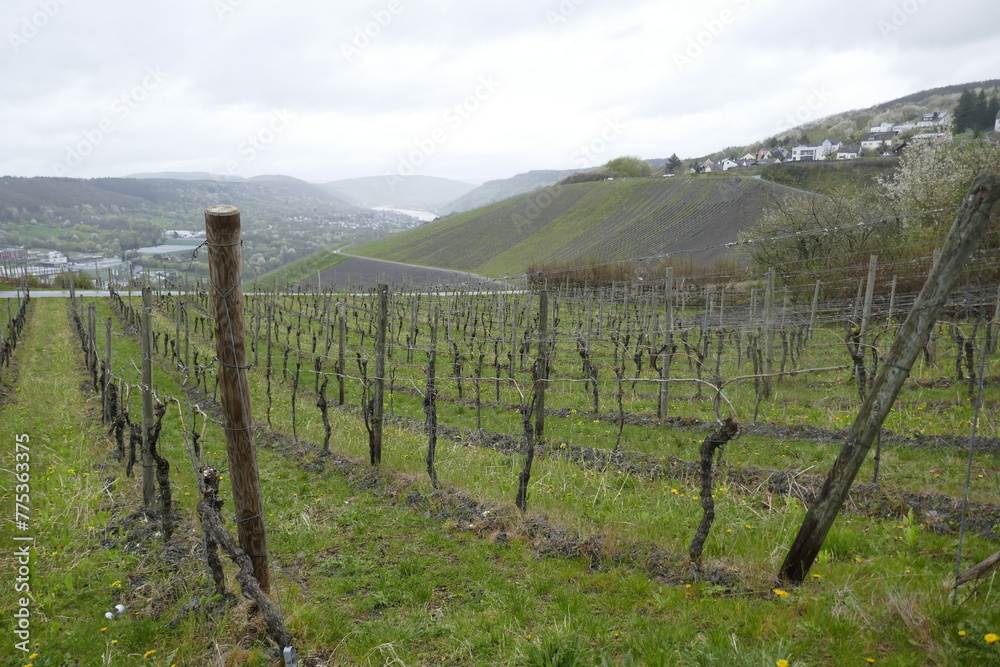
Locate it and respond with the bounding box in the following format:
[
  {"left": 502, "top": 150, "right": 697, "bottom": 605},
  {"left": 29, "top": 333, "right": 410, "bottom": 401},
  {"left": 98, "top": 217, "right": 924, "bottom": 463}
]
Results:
[{"left": 1, "top": 0, "right": 999, "bottom": 182}]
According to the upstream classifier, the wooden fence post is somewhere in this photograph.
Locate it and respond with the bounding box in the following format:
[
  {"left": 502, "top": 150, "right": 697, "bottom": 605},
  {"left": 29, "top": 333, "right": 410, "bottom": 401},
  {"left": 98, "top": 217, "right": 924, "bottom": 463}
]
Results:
[
  {"left": 778, "top": 173, "right": 1000, "bottom": 584},
  {"left": 371, "top": 283, "right": 388, "bottom": 465},
  {"left": 763, "top": 268, "right": 775, "bottom": 399},
  {"left": 140, "top": 287, "right": 157, "bottom": 509},
  {"left": 658, "top": 267, "right": 673, "bottom": 419},
  {"left": 204, "top": 205, "right": 270, "bottom": 594}
]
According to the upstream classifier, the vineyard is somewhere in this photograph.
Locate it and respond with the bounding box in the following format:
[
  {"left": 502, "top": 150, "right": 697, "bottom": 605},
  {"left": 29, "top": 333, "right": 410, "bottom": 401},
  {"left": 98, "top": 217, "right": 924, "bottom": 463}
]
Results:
[
  {"left": 4, "top": 200, "right": 1000, "bottom": 664},
  {"left": 349, "top": 176, "right": 801, "bottom": 276}
]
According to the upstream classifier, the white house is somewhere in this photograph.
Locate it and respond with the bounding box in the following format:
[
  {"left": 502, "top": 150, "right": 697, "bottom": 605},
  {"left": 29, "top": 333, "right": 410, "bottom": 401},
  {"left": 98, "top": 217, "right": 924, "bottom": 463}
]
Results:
[
  {"left": 792, "top": 138, "right": 842, "bottom": 161},
  {"left": 860, "top": 131, "right": 899, "bottom": 152},
  {"left": 917, "top": 112, "right": 951, "bottom": 128},
  {"left": 836, "top": 145, "right": 861, "bottom": 159},
  {"left": 716, "top": 158, "right": 738, "bottom": 171}
]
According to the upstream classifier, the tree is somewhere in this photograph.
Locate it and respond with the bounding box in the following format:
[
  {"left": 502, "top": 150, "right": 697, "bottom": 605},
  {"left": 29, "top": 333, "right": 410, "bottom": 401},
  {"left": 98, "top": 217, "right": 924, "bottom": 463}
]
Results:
[
  {"left": 879, "top": 136, "right": 1000, "bottom": 246},
  {"left": 738, "top": 186, "right": 902, "bottom": 285},
  {"left": 953, "top": 89, "right": 976, "bottom": 134},
  {"left": 667, "top": 153, "right": 683, "bottom": 173},
  {"left": 605, "top": 155, "right": 653, "bottom": 178}
]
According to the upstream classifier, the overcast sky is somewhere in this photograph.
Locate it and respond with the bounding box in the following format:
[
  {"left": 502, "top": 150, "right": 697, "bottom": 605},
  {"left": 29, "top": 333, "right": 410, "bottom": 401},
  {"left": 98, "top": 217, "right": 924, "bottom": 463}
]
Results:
[{"left": 2, "top": 0, "right": 998, "bottom": 185}]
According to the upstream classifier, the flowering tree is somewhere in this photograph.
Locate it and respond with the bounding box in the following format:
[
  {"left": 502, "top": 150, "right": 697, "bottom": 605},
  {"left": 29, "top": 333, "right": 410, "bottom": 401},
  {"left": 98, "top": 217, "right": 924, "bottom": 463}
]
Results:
[{"left": 880, "top": 137, "right": 1000, "bottom": 245}]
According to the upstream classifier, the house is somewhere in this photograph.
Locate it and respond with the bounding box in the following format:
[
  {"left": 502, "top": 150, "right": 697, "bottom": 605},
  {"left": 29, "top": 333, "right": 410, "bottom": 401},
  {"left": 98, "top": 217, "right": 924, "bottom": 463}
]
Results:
[
  {"left": 792, "top": 138, "right": 841, "bottom": 161},
  {"left": 716, "top": 158, "right": 738, "bottom": 171},
  {"left": 917, "top": 111, "right": 951, "bottom": 128},
  {"left": 836, "top": 145, "right": 861, "bottom": 159},
  {"left": 35, "top": 251, "right": 68, "bottom": 266},
  {"left": 870, "top": 121, "right": 895, "bottom": 133},
  {"left": 860, "top": 131, "right": 899, "bottom": 152},
  {"left": 0, "top": 247, "right": 27, "bottom": 262},
  {"left": 700, "top": 159, "right": 715, "bottom": 172},
  {"left": 911, "top": 132, "right": 948, "bottom": 142},
  {"left": 741, "top": 152, "right": 756, "bottom": 161},
  {"left": 756, "top": 148, "right": 772, "bottom": 162}
]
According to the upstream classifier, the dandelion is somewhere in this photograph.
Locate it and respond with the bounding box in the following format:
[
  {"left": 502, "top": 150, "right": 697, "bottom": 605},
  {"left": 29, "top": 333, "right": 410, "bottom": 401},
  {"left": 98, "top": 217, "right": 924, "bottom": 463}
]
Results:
[
  {"left": 777, "top": 660, "right": 789, "bottom": 667},
  {"left": 811, "top": 573, "right": 821, "bottom": 579},
  {"left": 986, "top": 633, "right": 999, "bottom": 644},
  {"left": 866, "top": 659, "right": 876, "bottom": 664},
  {"left": 958, "top": 630, "right": 966, "bottom": 637},
  {"left": 773, "top": 588, "right": 788, "bottom": 598},
  {"left": 144, "top": 649, "right": 157, "bottom": 658},
  {"left": 100, "top": 627, "right": 107, "bottom": 632},
  {"left": 855, "top": 557, "right": 863, "bottom": 563},
  {"left": 111, "top": 580, "right": 122, "bottom": 588}
]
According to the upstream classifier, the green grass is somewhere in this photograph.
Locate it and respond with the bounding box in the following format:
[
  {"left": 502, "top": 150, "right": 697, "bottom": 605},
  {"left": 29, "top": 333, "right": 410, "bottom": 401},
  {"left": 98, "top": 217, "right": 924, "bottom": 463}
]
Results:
[
  {"left": 2, "top": 292, "right": 999, "bottom": 665},
  {"left": 251, "top": 246, "right": 349, "bottom": 290},
  {"left": 349, "top": 177, "right": 800, "bottom": 277}
]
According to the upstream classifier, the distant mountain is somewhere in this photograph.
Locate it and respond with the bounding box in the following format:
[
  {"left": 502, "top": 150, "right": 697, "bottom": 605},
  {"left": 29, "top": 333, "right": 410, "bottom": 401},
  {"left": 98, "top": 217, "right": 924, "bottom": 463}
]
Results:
[
  {"left": 322, "top": 175, "right": 477, "bottom": 213},
  {"left": 127, "top": 171, "right": 247, "bottom": 182},
  {"left": 0, "top": 175, "right": 359, "bottom": 217},
  {"left": 352, "top": 175, "right": 807, "bottom": 277},
  {"left": 441, "top": 169, "right": 585, "bottom": 215}
]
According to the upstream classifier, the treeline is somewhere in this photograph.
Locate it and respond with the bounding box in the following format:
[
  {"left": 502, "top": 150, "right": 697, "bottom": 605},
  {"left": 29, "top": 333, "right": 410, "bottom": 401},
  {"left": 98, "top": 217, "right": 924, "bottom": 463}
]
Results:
[{"left": 953, "top": 88, "right": 1000, "bottom": 134}]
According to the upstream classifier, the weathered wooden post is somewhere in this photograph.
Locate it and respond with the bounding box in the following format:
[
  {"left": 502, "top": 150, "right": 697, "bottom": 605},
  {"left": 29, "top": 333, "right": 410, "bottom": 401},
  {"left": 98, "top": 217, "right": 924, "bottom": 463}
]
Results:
[
  {"left": 140, "top": 286, "right": 157, "bottom": 509},
  {"left": 778, "top": 174, "right": 1000, "bottom": 584},
  {"left": 763, "top": 267, "right": 775, "bottom": 399},
  {"left": 204, "top": 205, "right": 271, "bottom": 594},
  {"left": 370, "top": 283, "right": 388, "bottom": 465},
  {"left": 658, "top": 267, "right": 673, "bottom": 419}
]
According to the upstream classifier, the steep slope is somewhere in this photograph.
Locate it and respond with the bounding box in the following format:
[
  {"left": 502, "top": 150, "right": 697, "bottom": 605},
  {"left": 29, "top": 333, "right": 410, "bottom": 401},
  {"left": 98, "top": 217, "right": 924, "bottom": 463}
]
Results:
[
  {"left": 322, "top": 175, "right": 476, "bottom": 212},
  {"left": 351, "top": 175, "right": 806, "bottom": 277},
  {"left": 441, "top": 169, "right": 585, "bottom": 214}
]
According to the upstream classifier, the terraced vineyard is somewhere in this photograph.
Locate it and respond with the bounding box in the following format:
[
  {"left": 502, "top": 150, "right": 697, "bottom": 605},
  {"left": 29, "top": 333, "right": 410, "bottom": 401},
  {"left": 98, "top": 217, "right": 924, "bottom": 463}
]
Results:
[{"left": 350, "top": 176, "right": 807, "bottom": 277}]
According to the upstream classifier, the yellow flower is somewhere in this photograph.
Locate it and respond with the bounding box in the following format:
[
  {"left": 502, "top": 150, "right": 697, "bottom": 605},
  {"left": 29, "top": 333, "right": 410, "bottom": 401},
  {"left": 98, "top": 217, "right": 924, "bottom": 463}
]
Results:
[
  {"left": 100, "top": 627, "right": 107, "bottom": 632},
  {"left": 811, "top": 573, "right": 821, "bottom": 579},
  {"left": 144, "top": 649, "right": 157, "bottom": 658},
  {"left": 986, "top": 633, "right": 999, "bottom": 644},
  {"left": 773, "top": 588, "right": 789, "bottom": 598},
  {"left": 866, "top": 659, "right": 875, "bottom": 664},
  {"left": 958, "top": 630, "right": 967, "bottom": 637},
  {"left": 777, "top": 660, "right": 789, "bottom": 667}
]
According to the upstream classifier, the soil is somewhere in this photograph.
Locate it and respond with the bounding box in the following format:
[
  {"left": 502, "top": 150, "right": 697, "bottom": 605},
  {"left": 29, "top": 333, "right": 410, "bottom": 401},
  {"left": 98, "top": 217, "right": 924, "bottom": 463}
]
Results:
[{"left": 297, "top": 255, "right": 509, "bottom": 291}]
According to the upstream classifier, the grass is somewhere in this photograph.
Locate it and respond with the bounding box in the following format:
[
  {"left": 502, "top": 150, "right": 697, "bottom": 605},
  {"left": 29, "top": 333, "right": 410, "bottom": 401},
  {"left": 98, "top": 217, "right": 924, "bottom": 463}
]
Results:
[
  {"left": 348, "top": 177, "right": 798, "bottom": 277},
  {"left": 251, "top": 247, "right": 349, "bottom": 291},
  {"left": 2, "top": 291, "right": 999, "bottom": 665}
]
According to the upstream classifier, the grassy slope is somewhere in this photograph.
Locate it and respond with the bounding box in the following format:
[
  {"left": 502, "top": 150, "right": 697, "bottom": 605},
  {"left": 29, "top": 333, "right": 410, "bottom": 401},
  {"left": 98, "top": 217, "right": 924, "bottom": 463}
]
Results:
[
  {"left": 760, "top": 158, "right": 900, "bottom": 195},
  {"left": 352, "top": 176, "right": 808, "bottom": 276},
  {"left": 350, "top": 176, "right": 803, "bottom": 277},
  {"left": 251, "top": 247, "right": 349, "bottom": 290}
]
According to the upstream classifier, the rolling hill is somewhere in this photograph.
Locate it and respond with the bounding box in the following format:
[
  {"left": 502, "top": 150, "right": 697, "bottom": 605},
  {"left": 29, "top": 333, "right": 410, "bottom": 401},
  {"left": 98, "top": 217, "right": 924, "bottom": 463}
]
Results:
[
  {"left": 440, "top": 168, "right": 585, "bottom": 214},
  {"left": 350, "top": 175, "right": 808, "bottom": 278}
]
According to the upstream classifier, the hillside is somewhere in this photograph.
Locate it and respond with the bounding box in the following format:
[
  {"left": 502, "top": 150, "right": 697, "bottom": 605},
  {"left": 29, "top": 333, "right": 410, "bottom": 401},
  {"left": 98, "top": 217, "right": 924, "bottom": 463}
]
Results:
[
  {"left": 322, "top": 175, "right": 476, "bottom": 213},
  {"left": 440, "top": 168, "right": 585, "bottom": 214},
  {"left": 351, "top": 175, "right": 807, "bottom": 277},
  {"left": 695, "top": 79, "right": 1000, "bottom": 164}
]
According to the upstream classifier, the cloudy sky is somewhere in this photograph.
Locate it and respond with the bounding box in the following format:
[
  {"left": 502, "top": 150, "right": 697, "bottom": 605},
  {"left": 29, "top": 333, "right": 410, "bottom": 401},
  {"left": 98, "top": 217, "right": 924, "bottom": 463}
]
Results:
[{"left": 2, "top": 0, "right": 998, "bottom": 185}]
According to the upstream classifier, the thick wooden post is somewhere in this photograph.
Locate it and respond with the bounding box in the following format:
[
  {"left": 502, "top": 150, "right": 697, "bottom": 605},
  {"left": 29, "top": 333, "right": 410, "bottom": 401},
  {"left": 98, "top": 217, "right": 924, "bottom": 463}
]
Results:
[
  {"left": 140, "top": 287, "right": 156, "bottom": 509},
  {"left": 337, "top": 303, "right": 346, "bottom": 405},
  {"left": 658, "top": 267, "right": 673, "bottom": 419},
  {"left": 425, "top": 306, "right": 439, "bottom": 488},
  {"left": 859, "top": 255, "right": 878, "bottom": 353},
  {"left": 534, "top": 290, "right": 549, "bottom": 445},
  {"left": 779, "top": 174, "right": 1000, "bottom": 584},
  {"left": 371, "top": 283, "right": 388, "bottom": 465},
  {"left": 763, "top": 268, "right": 775, "bottom": 398},
  {"left": 204, "top": 205, "right": 270, "bottom": 594}
]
